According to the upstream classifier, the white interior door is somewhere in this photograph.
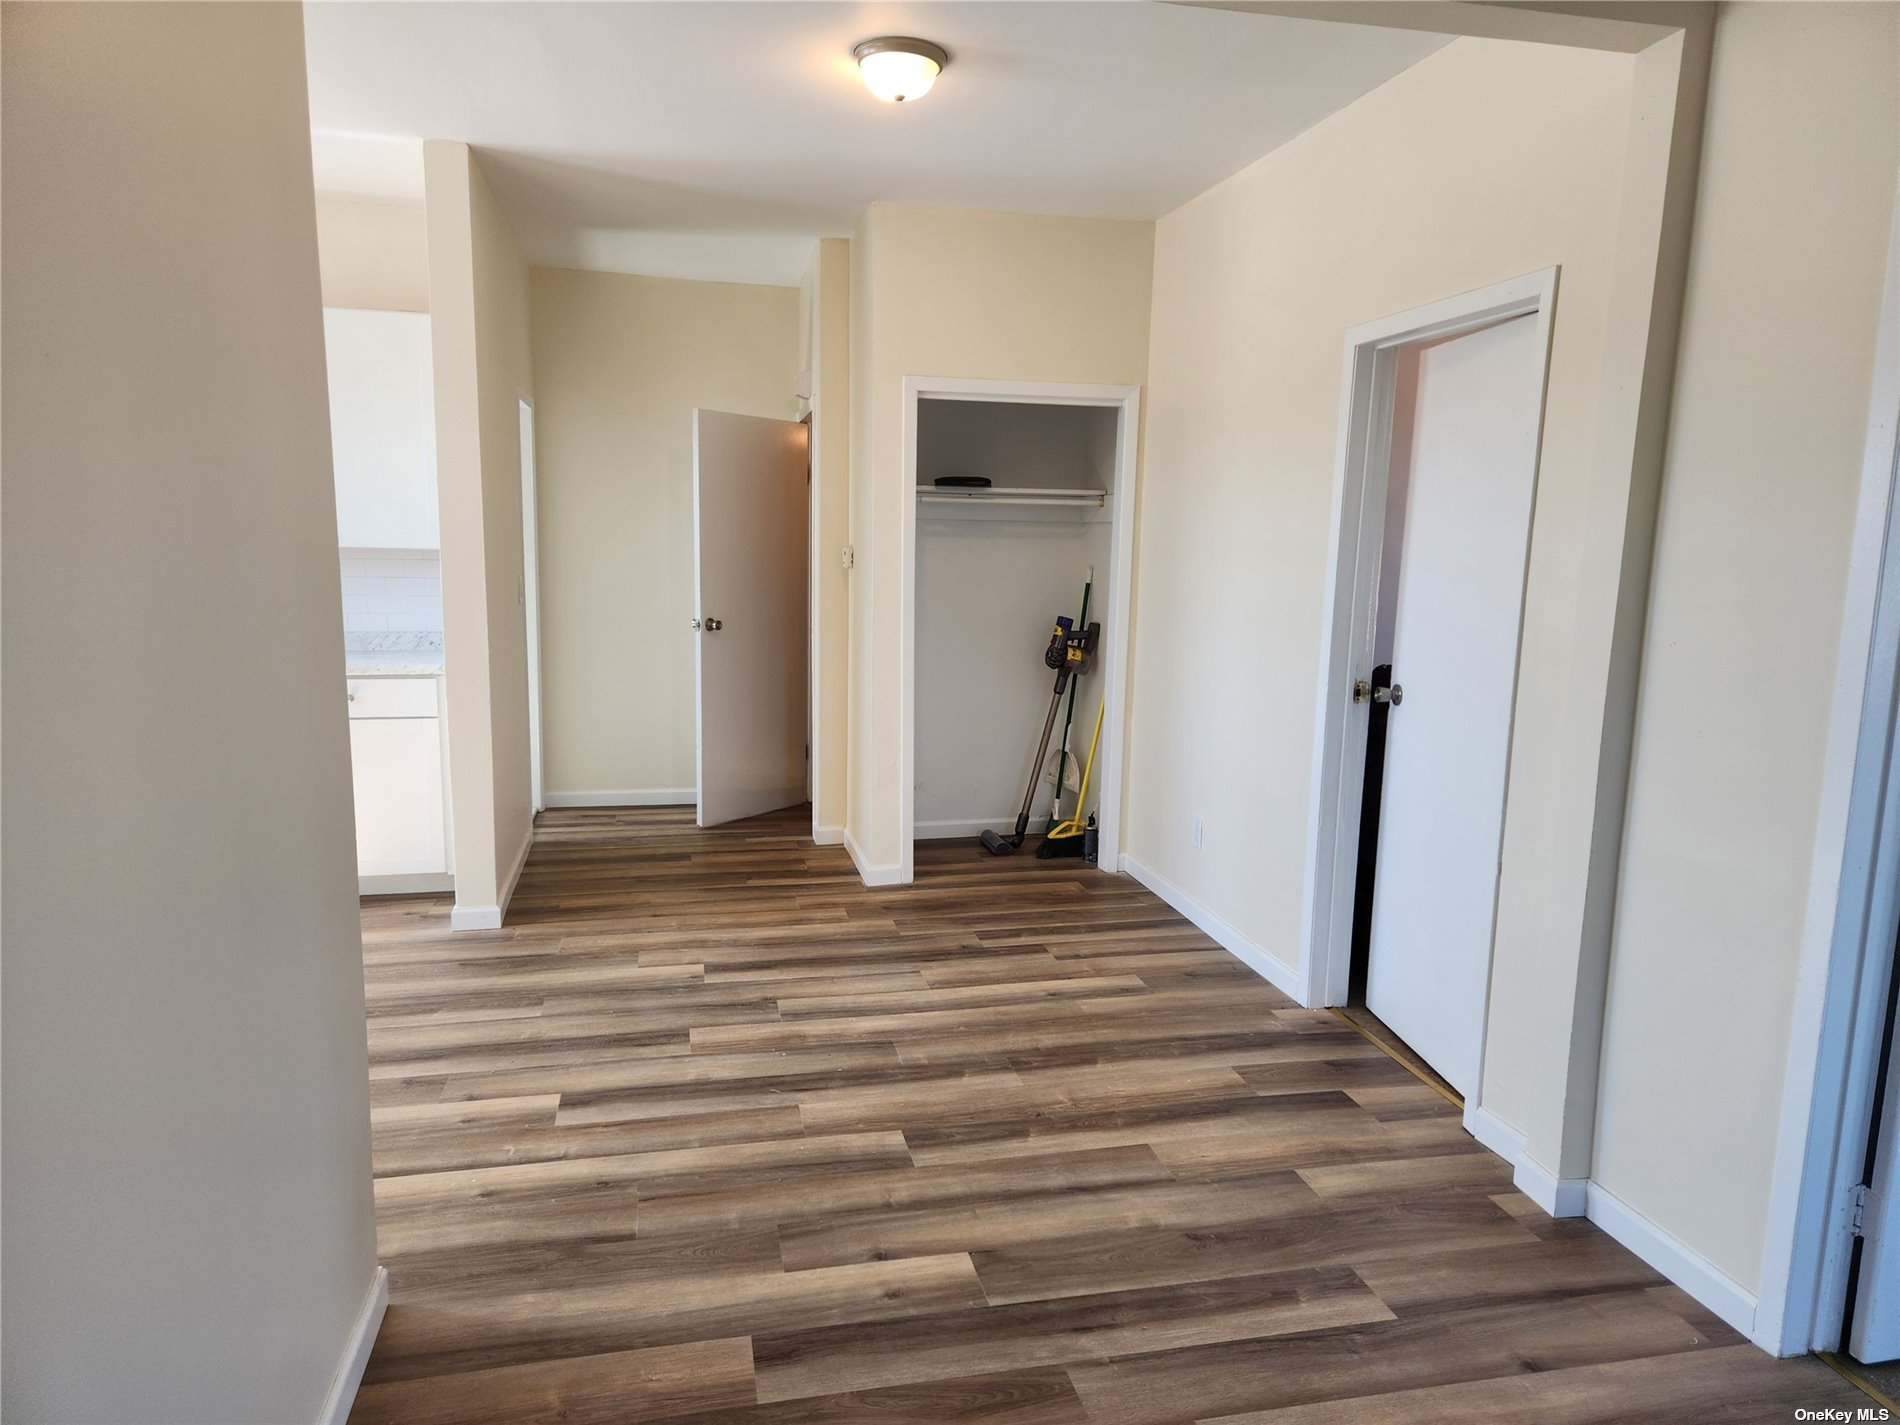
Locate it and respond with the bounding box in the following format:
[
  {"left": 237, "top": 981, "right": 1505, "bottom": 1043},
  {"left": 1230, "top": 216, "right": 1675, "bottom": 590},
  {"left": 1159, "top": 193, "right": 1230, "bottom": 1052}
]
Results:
[
  {"left": 1365, "top": 314, "right": 1543, "bottom": 1097},
  {"left": 693, "top": 409, "right": 809, "bottom": 828},
  {"left": 1853, "top": 993, "right": 1900, "bottom": 1361}
]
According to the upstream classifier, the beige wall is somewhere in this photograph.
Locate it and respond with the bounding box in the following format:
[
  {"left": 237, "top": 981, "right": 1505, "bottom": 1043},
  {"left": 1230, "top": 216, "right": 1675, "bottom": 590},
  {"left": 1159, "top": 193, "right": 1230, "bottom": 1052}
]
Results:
[
  {"left": 316, "top": 195, "right": 429, "bottom": 312},
  {"left": 1, "top": 4, "right": 379, "bottom": 1419},
  {"left": 846, "top": 203, "right": 1154, "bottom": 873},
  {"left": 1595, "top": 0, "right": 1900, "bottom": 1292},
  {"left": 529, "top": 266, "right": 799, "bottom": 800},
  {"left": 425, "top": 141, "right": 535, "bottom": 920},
  {"left": 805, "top": 239, "right": 852, "bottom": 838},
  {"left": 1133, "top": 36, "right": 1633, "bottom": 988},
  {"left": 1133, "top": 1, "right": 1900, "bottom": 1315}
]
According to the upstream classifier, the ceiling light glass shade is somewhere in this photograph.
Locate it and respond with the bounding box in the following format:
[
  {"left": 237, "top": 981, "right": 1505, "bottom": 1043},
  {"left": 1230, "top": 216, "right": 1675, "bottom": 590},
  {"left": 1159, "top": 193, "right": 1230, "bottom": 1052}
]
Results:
[{"left": 854, "top": 38, "right": 947, "bottom": 103}]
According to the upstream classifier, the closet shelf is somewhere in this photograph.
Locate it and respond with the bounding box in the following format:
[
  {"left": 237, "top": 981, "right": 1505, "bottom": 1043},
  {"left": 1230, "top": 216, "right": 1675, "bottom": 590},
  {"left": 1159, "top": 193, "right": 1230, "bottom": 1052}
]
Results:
[{"left": 917, "top": 484, "right": 1108, "bottom": 507}]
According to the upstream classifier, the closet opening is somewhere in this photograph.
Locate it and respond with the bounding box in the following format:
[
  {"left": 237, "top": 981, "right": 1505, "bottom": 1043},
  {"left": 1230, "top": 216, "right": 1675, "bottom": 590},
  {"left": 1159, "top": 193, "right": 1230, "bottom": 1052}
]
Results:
[{"left": 898, "top": 379, "right": 1140, "bottom": 886}]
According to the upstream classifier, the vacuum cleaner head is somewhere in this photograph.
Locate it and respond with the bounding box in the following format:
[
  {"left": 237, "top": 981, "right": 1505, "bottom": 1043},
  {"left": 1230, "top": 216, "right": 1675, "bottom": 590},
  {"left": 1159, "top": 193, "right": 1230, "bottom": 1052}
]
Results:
[{"left": 979, "top": 828, "right": 1020, "bottom": 856}]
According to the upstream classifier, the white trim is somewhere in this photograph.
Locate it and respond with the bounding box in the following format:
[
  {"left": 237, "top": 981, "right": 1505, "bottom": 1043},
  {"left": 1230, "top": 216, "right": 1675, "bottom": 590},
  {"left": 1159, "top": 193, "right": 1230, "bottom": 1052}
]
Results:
[
  {"left": 358, "top": 872, "right": 454, "bottom": 896},
  {"left": 1513, "top": 1155, "right": 1589, "bottom": 1219},
  {"left": 843, "top": 826, "right": 906, "bottom": 887},
  {"left": 1121, "top": 853, "right": 1304, "bottom": 1003},
  {"left": 499, "top": 822, "right": 532, "bottom": 909},
  {"left": 449, "top": 903, "right": 502, "bottom": 932},
  {"left": 1463, "top": 1101, "right": 1527, "bottom": 1164},
  {"left": 449, "top": 822, "right": 534, "bottom": 932},
  {"left": 1461, "top": 1103, "right": 1750, "bottom": 1332},
  {"left": 315, "top": 1266, "right": 387, "bottom": 1425},
  {"left": 898, "top": 377, "right": 1141, "bottom": 889},
  {"left": 436, "top": 676, "right": 455, "bottom": 877},
  {"left": 1760, "top": 165, "right": 1900, "bottom": 1356},
  {"left": 1465, "top": 1092, "right": 1587, "bottom": 1223},
  {"left": 543, "top": 788, "right": 696, "bottom": 808},
  {"left": 1300, "top": 267, "right": 1559, "bottom": 1019},
  {"left": 806, "top": 407, "right": 821, "bottom": 844},
  {"left": 520, "top": 398, "right": 545, "bottom": 815},
  {"left": 692, "top": 411, "right": 707, "bottom": 827},
  {"left": 1587, "top": 1182, "right": 1759, "bottom": 1339},
  {"left": 914, "top": 816, "right": 1049, "bottom": 841},
  {"left": 812, "top": 823, "right": 844, "bottom": 846}
]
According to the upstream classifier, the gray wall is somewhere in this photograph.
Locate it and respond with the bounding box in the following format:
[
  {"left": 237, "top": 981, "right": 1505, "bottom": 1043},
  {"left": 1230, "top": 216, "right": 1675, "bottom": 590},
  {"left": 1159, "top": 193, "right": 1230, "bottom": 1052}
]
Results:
[{"left": 2, "top": 4, "right": 379, "bottom": 1419}]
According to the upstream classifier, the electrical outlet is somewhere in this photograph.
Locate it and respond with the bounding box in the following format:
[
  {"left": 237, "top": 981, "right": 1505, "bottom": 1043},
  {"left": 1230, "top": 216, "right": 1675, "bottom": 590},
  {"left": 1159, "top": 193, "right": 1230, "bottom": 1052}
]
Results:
[{"left": 1191, "top": 816, "right": 1203, "bottom": 850}]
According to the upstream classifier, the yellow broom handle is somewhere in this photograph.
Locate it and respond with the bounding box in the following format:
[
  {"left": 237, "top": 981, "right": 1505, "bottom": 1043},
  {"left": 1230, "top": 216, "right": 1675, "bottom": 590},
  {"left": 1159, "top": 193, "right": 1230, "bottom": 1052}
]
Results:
[{"left": 1054, "top": 703, "right": 1106, "bottom": 837}]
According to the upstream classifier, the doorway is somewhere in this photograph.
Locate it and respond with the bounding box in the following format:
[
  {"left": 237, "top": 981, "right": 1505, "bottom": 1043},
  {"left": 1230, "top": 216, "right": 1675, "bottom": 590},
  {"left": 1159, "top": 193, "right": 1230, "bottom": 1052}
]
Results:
[
  {"left": 1751, "top": 179, "right": 1900, "bottom": 1362},
  {"left": 521, "top": 397, "right": 544, "bottom": 816},
  {"left": 1301, "top": 270, "right": 1559, "bottom": 1101},
  {"left": 897, "top": 378, "right": 1141, "bottom": 886},
  {"left": 1772, "top": 395, "right": 1900, "bottom": 1370},
  {"left": 1761, "top": 299, "right": 1900, "bottom": 1362},
  {"left": 691, "top": 408, "right": 810, "bottom": 828}
]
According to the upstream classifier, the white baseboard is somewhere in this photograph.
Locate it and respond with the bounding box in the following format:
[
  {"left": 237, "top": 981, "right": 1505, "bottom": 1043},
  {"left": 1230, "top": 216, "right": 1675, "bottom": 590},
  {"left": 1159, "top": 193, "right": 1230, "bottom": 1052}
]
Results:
[
  {"left": 1119, "top": 852, "right": 1303, "bottom": 1002},
  {"left": 1463, "top": 1101, "right": 1527, "bottom": 1162},
  {"left": 915, "top": 816, "right": 1046, "bottom": 841},
  {"left": 1586, "top": 1180, "right": 1759, "bottom": 1338},
  {"left": 499, "top": 822, "right": 533, "bottom": 912},
  {"left": 844, "top": 827, "right": 908, "bottom": 887},
  {"left": 449, "top": 823, "right": 535, "bottom": 933},
  {"left": 1460, "top": 1103, "right": 1755, "bottom": 1336},
  {"left": 449, "top": 903, "right": 502, "bottom": 931},
  {"left": 1104, "top": 855, "right": 1760, "bottom": 1343},
  {"left": 813, "top": 823, "right": 844, "bottom": 846},
  {"left": 358, "top": 872, "right": 453, "bottom": 896},
  {"left": 316, "top": 1265, "right": 387, "bottom": 1425},
  {"left": 1465, "top": 1105, "right": 1587, "bottom": 1216},
  {"left": 544, "top": 788, "right": 695, "bottom": 808},
  {"left": 1515, "top": 1154, "right": 1589, "bottom": 1218}
]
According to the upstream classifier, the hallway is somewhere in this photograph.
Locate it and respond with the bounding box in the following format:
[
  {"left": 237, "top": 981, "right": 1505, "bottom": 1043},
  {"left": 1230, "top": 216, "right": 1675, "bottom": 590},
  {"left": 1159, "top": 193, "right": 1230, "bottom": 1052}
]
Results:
[{"left": 348, "top": 809, "right": 1863, "bottom": 1423}]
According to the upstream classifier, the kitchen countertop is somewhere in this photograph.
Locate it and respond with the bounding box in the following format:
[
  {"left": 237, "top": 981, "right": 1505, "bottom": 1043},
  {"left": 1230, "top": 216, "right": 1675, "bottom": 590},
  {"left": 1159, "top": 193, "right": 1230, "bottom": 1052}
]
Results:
[
  {"left": 346, "top": 660, "right": 445, "bottom": 678},
  {"left": 344, "top": 631, "right": 445, "bottom": 679}
]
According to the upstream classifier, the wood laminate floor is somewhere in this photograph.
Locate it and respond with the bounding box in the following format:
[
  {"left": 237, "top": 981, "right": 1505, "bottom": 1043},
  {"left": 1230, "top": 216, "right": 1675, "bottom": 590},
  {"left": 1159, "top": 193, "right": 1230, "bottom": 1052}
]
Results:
[{"left": 350, "top": 806, "right": 1862, "bottom": 1424}]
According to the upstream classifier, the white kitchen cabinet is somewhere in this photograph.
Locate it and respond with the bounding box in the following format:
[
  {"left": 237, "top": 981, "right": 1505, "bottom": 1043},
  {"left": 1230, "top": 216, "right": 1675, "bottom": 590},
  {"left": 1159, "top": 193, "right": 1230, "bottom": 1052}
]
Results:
[
  {"left": 325, "top": 308, "right": 439, "bottom": 550},
  {"left": 347, "top": 676, "right": 450, "bottom": 890}
]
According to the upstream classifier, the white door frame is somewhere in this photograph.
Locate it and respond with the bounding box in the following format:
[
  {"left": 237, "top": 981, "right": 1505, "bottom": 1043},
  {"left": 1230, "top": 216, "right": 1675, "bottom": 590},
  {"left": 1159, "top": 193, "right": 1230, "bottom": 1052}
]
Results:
[
  {"left": 519, "top": 397, "right": 544, "bottom": 815},
  {"left": 801, "top": 410, "right": 817, "bottom": 822},
  {"left": 1297, "top": 268, "right": 1560, "bottom": 1036},
  {"left": 899, "top": 377, "right": 1141, "bottom": 886},
  {"left": 1756, "top": 175, "right": 1900, "bottom": 1356}
]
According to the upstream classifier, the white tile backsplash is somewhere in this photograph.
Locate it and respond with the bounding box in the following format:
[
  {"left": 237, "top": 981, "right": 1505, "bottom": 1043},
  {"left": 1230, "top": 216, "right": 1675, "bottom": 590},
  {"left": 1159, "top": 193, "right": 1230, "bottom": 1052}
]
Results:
[{"left": 340, "top": 547, "right": 443, "bottom": 634}]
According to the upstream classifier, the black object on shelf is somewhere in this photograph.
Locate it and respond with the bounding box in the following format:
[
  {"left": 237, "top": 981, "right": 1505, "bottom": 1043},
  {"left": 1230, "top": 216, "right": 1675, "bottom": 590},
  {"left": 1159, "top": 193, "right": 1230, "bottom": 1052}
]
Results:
[{"left": 933, "top": 475, "right": 992, "bottom": 488}]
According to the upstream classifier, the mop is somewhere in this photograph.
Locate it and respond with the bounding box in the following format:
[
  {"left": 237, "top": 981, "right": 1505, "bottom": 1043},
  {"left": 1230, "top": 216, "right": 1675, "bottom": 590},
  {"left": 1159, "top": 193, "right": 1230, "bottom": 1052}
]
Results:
[{"left": 1036, "top": 702, "right": 1103, "bottom": 860}]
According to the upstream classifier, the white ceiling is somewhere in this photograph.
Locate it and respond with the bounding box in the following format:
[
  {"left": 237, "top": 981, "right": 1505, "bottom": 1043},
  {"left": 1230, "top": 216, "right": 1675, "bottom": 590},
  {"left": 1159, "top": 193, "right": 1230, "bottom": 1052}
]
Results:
[{"left": 302, "top": 2, "right": 1446, "bottom": 287}]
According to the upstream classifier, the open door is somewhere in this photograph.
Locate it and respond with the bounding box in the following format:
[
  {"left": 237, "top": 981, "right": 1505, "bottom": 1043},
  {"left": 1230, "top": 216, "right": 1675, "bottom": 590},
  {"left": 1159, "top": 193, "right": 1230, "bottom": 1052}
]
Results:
[
  {"left": 1851, "top": 975, "right": 1900, "bottom": 1362},
  {"left": 1846, "top": 917, "right": 1900, "bottom": 1362},
  {"left": 1362, "top": 313, "right": 1543, "bottom": 1098},
  {"left": 692, "top": 408, "right": 809, "bottom": 828}
]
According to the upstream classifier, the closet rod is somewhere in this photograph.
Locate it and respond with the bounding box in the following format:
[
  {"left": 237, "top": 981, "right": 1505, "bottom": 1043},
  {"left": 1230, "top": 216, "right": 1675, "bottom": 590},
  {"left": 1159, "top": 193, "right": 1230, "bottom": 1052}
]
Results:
[{"left": 916, "top": 490, "right": 1106, "bottom": 507}]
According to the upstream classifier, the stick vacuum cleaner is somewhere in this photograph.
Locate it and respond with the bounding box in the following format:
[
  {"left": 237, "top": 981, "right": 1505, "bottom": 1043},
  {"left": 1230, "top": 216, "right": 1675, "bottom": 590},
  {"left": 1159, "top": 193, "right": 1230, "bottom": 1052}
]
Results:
[{"left": 981, "top": 614, "right": 1100, "bottom": 856}]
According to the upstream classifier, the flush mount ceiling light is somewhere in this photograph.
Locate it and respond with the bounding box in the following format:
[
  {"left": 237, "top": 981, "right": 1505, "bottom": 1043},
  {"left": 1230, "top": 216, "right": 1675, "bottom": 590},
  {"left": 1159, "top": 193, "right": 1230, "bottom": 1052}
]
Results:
[{"left": 853, "top": 36, "right": 948, "bottom": 103}]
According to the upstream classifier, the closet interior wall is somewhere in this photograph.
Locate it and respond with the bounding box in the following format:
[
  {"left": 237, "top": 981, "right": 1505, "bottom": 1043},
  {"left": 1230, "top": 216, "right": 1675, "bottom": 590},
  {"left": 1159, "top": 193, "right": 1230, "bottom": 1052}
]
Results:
[{"left": 914, "top": 398, "right": 1117, "bottom": 840}]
